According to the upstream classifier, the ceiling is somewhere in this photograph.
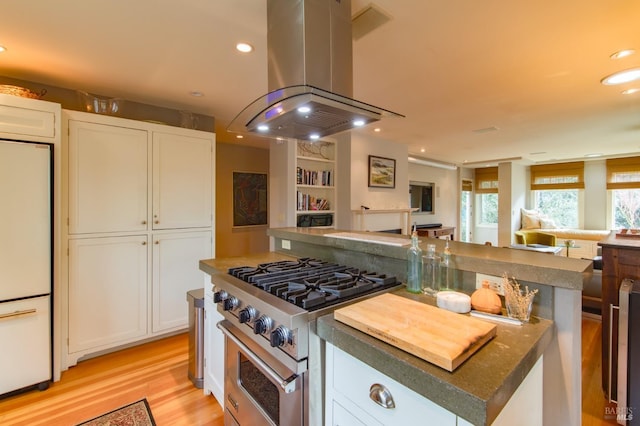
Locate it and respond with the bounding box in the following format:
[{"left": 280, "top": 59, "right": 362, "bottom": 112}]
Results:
[{"left": 2, "top": 0, "right": 640, "bottom": 167}]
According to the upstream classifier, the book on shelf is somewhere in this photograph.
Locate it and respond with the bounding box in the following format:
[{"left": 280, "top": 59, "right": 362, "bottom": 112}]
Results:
[
  {"left": 296, "top": 167, "right": 333, "bottom": 186},
  {"left": 296, "top": 191, "right": 330, "bottom": 211}
]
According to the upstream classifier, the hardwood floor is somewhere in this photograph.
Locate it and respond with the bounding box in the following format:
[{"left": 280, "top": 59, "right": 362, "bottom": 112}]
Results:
[
  {"left": 0, "top": 333, "right": 224, "bottom": 426},
  {"left": 582, "top": 314, "right": 619, "bottom": 426},
  {"left": 0, "top": 314, "right": 621, "bottom": 425}
]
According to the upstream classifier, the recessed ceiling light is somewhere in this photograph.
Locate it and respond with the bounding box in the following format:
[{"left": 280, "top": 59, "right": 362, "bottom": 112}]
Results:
[
  {"left": 601, "top": 68, "right": 640, "bottom": 85},
  {"left": 353, "top": 119, "right": 365, "bottom": 127},
  {"left": 610, "top": 49, "right": 636, "bottom": 59},
  {"left": 309, "top": 134, "right": 320, "bottom": 140},
  {"left": 257, "top": 124, "right": 269, "bottom": 132},
  {"left": 236, "top": 42, "right": 254, "bottom": 53},
  {"left": 373, "top": 128, "right": 381, "bottom": 132},
  {"left": 0, "top": 46, "right": 6, "bottom": 53},
  {"left": 622, "top": 88, "right": 640, "bottom": 95},
  {"left": 189, "top": 91, "right": 204, "bottom": 97},
  {"left": 420, "top": 148, "right": 425, "bottom": 153},
  {"left": 236, "top": 135, "right": 244, "bottom": 139},
  {"left": 297, "top": 106, "right": 311, "bottom": 113}
]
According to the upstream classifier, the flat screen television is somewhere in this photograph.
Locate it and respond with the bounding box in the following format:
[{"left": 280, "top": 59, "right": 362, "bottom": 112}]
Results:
[{"left": 409, "top": 181, "right": 434, "bottom": 214}]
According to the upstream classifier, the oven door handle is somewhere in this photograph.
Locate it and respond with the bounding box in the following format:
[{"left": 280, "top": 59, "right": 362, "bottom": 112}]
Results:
[{"left": 217, "top": 322, "right": 299, "bottom": 394}]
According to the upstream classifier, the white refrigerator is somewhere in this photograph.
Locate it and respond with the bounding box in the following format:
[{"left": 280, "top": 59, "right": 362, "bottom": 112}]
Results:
[{"left": 0, "top": 139, "right": 52, "bottom": 395}]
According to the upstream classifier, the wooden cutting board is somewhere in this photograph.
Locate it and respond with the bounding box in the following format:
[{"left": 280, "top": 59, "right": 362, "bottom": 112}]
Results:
[{"left": 334, "top": 293, "right": 497, "bottom": 371}]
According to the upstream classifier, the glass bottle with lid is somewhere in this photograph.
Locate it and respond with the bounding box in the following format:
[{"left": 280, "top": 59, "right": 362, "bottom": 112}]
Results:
[
  {"left": 422, "top": 243, "right": 440, "bottom": 296},
  {"left": 439, "top": 238, "right": 456, "bottom": 291},
  {"left": 406, "top": 230, "right": 423, "bottom": 294}
]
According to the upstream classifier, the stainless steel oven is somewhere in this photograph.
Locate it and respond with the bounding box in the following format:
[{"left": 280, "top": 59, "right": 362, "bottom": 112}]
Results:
[
  {"left": 219, "top": 321, "right": 306, "bottom": 426},
  {"left": 211, "top": 258, "right": 401, "bottom": 426}
]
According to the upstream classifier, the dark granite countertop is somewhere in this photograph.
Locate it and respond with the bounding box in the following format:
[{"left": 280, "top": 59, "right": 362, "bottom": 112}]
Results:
[
  {"left": 317, "top": 290, "right": 554, "bottom": 426},
  {"left": 267, "top": 227, "right": 592, "bottom": 291}
]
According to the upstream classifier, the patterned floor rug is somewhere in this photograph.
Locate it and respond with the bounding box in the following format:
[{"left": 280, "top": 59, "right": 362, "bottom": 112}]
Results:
[{"left": 76, "top": 399, "right": 156, "bottom": 426}]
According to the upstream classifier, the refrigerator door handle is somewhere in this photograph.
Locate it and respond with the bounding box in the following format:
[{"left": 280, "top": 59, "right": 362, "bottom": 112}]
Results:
[{"left": 0, "top": 308, "right": 37, "bottom": 320}]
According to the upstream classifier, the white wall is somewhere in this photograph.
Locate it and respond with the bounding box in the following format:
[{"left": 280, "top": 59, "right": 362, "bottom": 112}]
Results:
[{"left": 348, "top": 135, "right": 411, "bottom": 232}]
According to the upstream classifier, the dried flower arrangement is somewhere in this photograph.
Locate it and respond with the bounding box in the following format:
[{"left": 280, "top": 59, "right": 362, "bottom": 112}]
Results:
[{"left": 501, "top": 273, "right": 538, "bottom": 322}]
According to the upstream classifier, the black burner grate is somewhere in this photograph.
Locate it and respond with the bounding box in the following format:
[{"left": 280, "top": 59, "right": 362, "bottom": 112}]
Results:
[{"left": 228, "top": 258, "right": 399, "bottom": 311}]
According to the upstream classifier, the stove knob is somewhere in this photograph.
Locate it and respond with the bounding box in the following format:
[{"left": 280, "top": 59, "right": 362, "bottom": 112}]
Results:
[
  {"left": 238, "top": 306, "right": 256, "bottom": 324},
  {"left": 253, "top": 315, "right": 273, "bottom": 335},
  {"left": 213, "top": 290, "right": 228, "bottom": 304},
  {"left": 223, "top": 296, "right": 239, "bottom": 311},
  {"left": 270, "top": 326, "right": 292, "bottom": 348}
]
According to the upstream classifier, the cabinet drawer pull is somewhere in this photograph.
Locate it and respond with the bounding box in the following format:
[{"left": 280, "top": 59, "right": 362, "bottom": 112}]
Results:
[
  {"left": 0, "top": 308, "right": 36, "bottom": 320},
  {"left": 141, "top": 220, "right": 147, "bottom": 225},
  {"left": 142, "top": 241, "right": 147, "bottom": 245},
  {"left": 369, "top": 383, "right": 396, "bottom": 409}
]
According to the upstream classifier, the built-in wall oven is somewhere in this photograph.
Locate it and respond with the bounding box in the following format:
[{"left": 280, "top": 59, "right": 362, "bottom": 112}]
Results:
[
  {"left": 617, "top": 279, "right": 639, "bottom": 425},
  {"left": 211, "top": 258, "right": 401, "bottom": 426}
]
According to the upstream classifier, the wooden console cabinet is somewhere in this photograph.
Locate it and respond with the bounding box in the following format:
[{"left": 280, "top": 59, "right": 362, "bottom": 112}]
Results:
[
  {"left": 416, "top": 226, "right": 455, "bottom": 240},
  {"left": 599, "top": 232, "right": 640, "bottom": 399}
]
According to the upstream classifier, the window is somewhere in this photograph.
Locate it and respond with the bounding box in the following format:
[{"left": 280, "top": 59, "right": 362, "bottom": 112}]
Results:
[
  {"left": 607, "top": 157, "right": 640, "bottom": 229},
  {"left": 475, "top": 167, "right": 498, "bottom": 226},
  {"left": 530, "top": 162, "right": 584, "bottom": 228},
  {"left": 533, "top": 190, "right": 579, "bottom": 228},
  {"left": 478, "top": 193, "right": 499, "bottom": 225}
]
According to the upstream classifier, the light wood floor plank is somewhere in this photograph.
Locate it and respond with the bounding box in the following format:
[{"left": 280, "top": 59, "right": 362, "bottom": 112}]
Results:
[{"left": 0, "top": 333, "right": 223, "bottom": 426}]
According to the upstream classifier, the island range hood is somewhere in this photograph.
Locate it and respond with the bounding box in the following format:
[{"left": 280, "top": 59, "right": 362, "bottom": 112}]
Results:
[{"left": 227, "top": 0, "right": 403, "bottom": 141}]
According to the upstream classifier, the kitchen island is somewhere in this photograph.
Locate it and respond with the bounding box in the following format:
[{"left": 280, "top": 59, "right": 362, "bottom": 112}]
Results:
[
  {"left": 200, "top": 227, "right": 590, "bottom": 425},
  {"left": 265, "top": 227, "right": 591, "bottom": 425}
]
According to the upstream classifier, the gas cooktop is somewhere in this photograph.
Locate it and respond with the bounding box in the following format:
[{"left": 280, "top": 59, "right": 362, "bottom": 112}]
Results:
[{"left": 228, "top": 258, "right": 399, "bottom": 311}]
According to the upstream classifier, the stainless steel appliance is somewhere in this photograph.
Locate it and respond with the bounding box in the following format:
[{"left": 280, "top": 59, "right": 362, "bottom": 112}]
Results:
[
  {"left": 228, "top": 0, "right": 403, "bottom": 141},
  {"left": 212, "top": 258, "right": 401, "bottom": 426},
  {"left": 617, "top": 279, "right": 639, "bottom": 425},
  {"left": 0, "top": 139, "right": 52, "bottom": 396},
  {"left": 187, "top": 288, "right": 205, "bottom": 389}
]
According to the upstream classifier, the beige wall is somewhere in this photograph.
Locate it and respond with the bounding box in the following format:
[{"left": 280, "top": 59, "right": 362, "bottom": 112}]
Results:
[{"left": 216, "top": 143, "right": 270, "bottom": 257}]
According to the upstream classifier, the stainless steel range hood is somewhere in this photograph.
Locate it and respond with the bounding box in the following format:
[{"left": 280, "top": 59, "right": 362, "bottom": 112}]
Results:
[{"left": 227, "top": 0, "right": 403, "bottom": 141}]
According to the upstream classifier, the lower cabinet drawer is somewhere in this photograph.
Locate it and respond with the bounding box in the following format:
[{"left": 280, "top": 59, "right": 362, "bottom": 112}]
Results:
[
  {"left": 331, "top": 345, "right": 457, "bottom": 426},
  {"left": 0, "top": 296, "right": 51, "bottom": 394},
  {"left": 332, "top": 400, "right": 377, "bottom": 426}
]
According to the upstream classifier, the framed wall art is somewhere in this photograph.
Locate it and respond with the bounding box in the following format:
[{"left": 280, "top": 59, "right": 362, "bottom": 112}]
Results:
[
  {"left": 233, "top": 172, "right": 268, "bottom": 227},
  {"left": 368, "top": 155, "right": 396, "bottom": 188}
]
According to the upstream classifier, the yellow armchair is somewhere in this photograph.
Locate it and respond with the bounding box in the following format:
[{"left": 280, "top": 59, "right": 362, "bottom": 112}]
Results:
[{"left": 514, "top": 230, "right": 557, "bottom": 246}]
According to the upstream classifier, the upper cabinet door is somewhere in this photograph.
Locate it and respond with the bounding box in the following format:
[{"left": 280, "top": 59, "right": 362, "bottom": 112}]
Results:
[
  {"left": 68, "top": 120, "right": 148, "bottom": 234},
  {"left": 152, "top": 131, "right": 213, "bottom": 230}
]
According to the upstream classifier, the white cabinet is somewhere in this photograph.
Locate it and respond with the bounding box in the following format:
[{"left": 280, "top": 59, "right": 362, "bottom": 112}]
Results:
[
  {"left": 204, "top": 294, "right": 224, "bottom": 405},
  {"left": 0, "top": 94, "right": 56, "bottom": 140},
  {"left": 326, "top": 343, "right": 544, "bottom": 426},
  {"left": 295, "top": 140, "right": 336, "bottom": 227},
  {"left": 152, "top": 231, "right": 212, "bottom": 333},
  {"left": 152, "top": 132, "right": 213, "bottom": 229},
  {"left": 68, "top": 236, "right": 148, "bottom": 359},
  {"left": 68, "top": 120, "right": 148, "bottom": 234},
  {"left": 63, "top": 110, "right": 215, "bottom": 367},
  {"left": 326, "top": 343, "right": 457, "bottom": 426}
]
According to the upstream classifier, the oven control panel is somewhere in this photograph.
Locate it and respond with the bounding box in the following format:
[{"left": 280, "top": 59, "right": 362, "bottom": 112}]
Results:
[{"left": 213, "top": 287, "right": 303, "bottom": 360}]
